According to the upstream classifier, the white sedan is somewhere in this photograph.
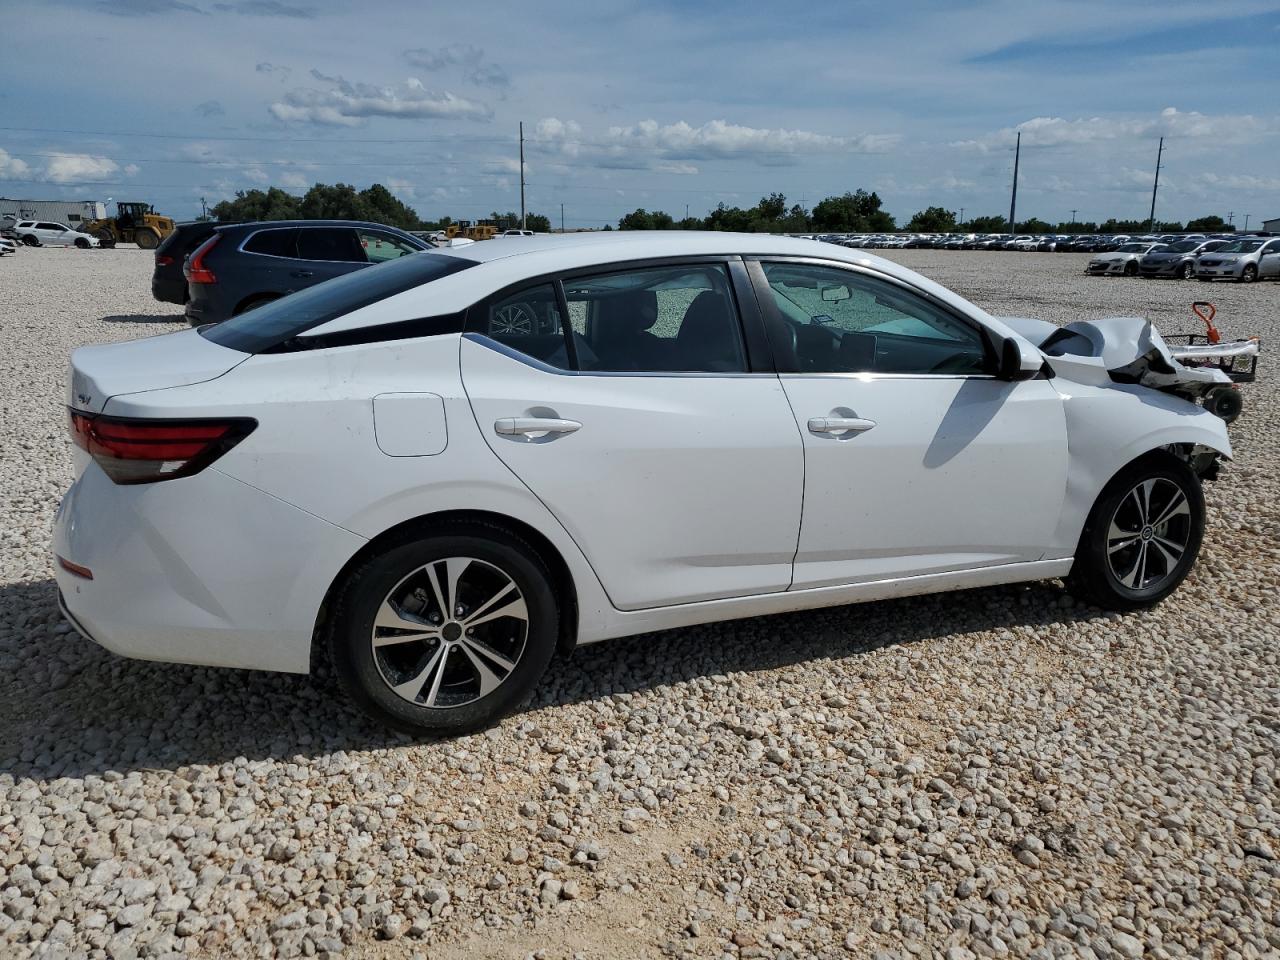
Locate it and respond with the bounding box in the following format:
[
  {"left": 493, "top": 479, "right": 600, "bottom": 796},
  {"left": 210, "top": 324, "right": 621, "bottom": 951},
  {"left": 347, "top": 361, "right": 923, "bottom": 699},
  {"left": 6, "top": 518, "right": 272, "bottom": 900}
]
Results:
[
  {"left": 14, "top": 219, "right": 100, "bottom": 248},
  {"left": 55, "top": 233, "right": 1237, "bottom": 732}
]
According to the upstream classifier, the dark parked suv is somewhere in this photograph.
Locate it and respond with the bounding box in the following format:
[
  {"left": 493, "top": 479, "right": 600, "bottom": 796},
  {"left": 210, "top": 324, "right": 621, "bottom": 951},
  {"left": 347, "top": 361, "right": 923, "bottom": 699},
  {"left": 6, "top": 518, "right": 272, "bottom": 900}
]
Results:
[
  {"left": 152, "top": 221, "right": 221, "bottom": 304},
  {"left": 184, "top": 220, "right": 429, "bottom": 325}
]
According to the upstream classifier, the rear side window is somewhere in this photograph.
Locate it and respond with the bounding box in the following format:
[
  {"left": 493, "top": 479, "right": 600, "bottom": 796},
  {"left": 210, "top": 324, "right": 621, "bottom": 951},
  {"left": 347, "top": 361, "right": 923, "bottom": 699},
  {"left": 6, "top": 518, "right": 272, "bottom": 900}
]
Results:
[
  {"left": 358, "top": 229, "right": 421, "bottom": 263},
  {"left": 243, "top": 228, "right": 298, "bottom": 258},
  {"left": 199, "top": 253, "right": 476, "bottom": 354},
  {"left": 297, "top": 227, "right": 364, "bottom": 262},
  {"left": 483, "top": 284, "right": 573, "bottom": 369}
]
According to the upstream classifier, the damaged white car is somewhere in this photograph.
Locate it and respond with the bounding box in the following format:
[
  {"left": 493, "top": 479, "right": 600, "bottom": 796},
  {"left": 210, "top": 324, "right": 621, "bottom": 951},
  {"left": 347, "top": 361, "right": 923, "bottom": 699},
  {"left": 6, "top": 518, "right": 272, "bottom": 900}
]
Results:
[{"left": 54, "top": 235, "right": 1262, "bottom": 732}]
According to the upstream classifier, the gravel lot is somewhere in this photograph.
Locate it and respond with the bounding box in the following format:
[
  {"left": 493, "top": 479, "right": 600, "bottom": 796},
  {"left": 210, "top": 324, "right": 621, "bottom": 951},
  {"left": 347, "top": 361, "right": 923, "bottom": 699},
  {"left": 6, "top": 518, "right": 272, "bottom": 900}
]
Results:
[{"left": 1, "top": 245, "right": 1277, "bottom": 960}]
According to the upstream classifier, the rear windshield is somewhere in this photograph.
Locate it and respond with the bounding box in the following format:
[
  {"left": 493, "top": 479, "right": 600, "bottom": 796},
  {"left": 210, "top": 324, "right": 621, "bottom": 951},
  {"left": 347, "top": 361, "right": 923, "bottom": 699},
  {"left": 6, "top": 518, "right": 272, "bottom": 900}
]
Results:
[{"left": 199, "top": 252, "right": 475, "bottom": 353}]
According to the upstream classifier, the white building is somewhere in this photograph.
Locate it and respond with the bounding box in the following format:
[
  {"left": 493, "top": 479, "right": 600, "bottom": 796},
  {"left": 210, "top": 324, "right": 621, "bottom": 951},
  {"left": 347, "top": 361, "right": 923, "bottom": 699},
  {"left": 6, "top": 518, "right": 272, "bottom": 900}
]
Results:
[
  {"left": 0, "top": 198, "right": 106, "bottom": 227},
  {"left": 1263, "top": 216, "right": 1280, "bottom": 234}
]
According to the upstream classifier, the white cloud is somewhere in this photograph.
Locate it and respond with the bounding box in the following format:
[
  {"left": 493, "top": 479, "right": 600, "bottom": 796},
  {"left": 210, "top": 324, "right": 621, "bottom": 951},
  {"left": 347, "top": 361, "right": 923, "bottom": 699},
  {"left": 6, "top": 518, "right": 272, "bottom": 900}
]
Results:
[
  {"left": 384, "top": 178, "right": 417, "bottom": 199},
  {"left": 44, "top": 154, "right": 120, "bottom": 183},
  {"left": 270, "top": 71, "right": 491, "bottom": 126},
  {"left": 603, "top": 119, "right": 898, "bottom": 164},
  {"left": 242, "top": 167, "right": 269, "bottom": 183},
  {"left": 955, "top": 107, "right": 1280, "bottom": 151},
  {"left": 403, "top": 44, "right": 509, "bottom": 87},
  {"left": 0, "top": 149, "right": 32, "bottom": 179},
  {"left": 280, "top": 170, "right": 309, "bottom": 191},
  {"left": 123, "top": 163, "right": 140, "bottom": 176}
]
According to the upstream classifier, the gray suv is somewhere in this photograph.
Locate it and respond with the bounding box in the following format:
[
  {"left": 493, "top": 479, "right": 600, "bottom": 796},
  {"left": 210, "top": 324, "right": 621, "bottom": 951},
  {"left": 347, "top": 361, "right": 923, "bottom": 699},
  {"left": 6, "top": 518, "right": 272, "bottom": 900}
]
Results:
[
  {"left": 184, "top": 220, "right": 430, "bottom": 325},
  {"left": 1195, "top": 236, "right": 1280, "bottom": 283}
]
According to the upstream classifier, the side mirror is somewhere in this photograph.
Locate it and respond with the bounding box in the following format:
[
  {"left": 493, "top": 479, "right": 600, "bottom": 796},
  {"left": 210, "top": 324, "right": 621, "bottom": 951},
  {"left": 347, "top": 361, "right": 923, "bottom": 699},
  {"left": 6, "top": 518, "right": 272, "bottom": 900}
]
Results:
[{"left": 999, "top": 336, "right": 1044, "bottom": 382}]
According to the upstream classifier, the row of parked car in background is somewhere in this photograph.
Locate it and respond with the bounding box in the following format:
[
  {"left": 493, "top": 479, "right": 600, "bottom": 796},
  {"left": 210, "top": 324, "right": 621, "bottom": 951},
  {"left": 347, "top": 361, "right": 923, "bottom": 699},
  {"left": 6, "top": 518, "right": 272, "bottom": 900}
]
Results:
[{"left": 811, "top": 231, "right": 1280, "bottom": 282}]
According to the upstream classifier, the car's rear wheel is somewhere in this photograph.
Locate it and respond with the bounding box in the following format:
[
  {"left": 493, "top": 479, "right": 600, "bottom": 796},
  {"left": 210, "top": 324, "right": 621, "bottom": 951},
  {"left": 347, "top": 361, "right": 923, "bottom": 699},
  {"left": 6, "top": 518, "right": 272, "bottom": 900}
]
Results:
[
  {"left": 1240, "top": 264, "right": 1258, "bottom": 284},
  {"left": 327, "top": 522, "right": 559, "bottom": 734},
  {"left": 1067, "top": 454, "right": 1204, "bottom": 611},
  {"left": 96, "top": 229, "right": 116, "bottom": 247}
]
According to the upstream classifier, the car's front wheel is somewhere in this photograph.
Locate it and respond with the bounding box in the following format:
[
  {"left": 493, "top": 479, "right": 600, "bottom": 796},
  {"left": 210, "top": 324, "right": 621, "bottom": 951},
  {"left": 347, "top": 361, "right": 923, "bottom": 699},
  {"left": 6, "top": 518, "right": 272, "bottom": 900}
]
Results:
[
  {"left": 1180, "top": 261, "right": 1195, "bottom": 280},
  {"left": 75, "top": 237, "right": 90, "bottom": 249},
  {"left": 1240, "top": 264, "right": 1258, "bottom": 284},
  {"left": 1067, "top": 454, "right": 1205, "bottom": 611},
  {"left": 21, "top": 235, "right": 39, "bottom": 247},
  {"left": 327, "top": 522, "right": 560, "bottom": 734},
  {"left": 1123, "top": 261, "right": 1138, "bottom": 276}
]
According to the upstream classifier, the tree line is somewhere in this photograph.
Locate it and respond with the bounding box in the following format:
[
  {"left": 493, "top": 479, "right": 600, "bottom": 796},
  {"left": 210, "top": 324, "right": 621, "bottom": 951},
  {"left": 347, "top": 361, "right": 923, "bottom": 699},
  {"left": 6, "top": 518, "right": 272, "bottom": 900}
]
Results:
[
  {"left": 619, "top": 195, "right": 1237, "bottom": 235},
  {"left": 208, "top": 182, "right": 551, "bottom": 233}
]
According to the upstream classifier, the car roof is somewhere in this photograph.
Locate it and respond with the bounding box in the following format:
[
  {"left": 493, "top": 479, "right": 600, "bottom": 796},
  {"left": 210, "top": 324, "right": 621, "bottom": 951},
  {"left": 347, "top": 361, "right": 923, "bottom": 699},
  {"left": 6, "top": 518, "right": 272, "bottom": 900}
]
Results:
[
  {"left": 213, "top": 219, "right": 414, "bottom": 233},
  {"left": 309, "top": 230, "right": 1021, "bottom": 346}
]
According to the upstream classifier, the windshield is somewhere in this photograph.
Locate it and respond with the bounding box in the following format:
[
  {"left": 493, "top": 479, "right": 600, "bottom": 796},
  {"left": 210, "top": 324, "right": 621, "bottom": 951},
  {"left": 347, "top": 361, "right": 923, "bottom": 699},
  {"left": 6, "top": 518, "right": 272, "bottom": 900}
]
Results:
[
  {"left": 1166, "top": 240, "right": 1199, "bottom": 253},
  {"left": 1118, "top": 243, "right": 1150, "bottom": 253},
  {"left": 199, "top": 252, "right": 475, "bottom": 353},
  {"left": 1215, "top": 239, "right": 1263, "bottom": 253}
]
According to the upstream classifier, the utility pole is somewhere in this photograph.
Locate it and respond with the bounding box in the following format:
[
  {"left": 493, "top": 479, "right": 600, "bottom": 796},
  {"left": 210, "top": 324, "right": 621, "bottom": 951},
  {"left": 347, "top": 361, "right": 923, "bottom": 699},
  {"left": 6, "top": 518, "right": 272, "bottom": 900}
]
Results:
[
  {"left": 1008, "top": 131, "right": 1020, "bottom": 234},
  {"left": 1243, "top": 214, "right": 1251, "bottom": 232},
  {"left": 518, "top": 122, "right": 526, "bottom": 231},
  {"left": 1070, "top": 209, "right": 1077, "bottom": 225},
  {"left": 560, "top": 202, "right": 565, "bottom": 233},
  {"left": 200, "top": 197, "right": 207, "bottom": 220},
  {"left": 685, "top": 203, "right": 689, "bottom": 220},
  {"left": 959, "top": 206, "right": 965, "bottom": 225},
  {"left": 1227, "top": 211, "right": 1234, "bottom": 226},
  {"left": 1147, "top": 136, "right": 1163, "bottom": 232}
]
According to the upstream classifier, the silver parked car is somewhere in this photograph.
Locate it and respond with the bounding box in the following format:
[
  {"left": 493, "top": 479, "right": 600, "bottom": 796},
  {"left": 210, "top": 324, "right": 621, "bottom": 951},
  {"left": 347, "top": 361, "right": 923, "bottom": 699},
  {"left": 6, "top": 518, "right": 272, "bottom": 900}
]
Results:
[
  {"left": 1196, "top": 236, "right": 1280, "bottom": 283},
  {"left": 1139, "top": 238, "right": 1226, "bottom": 280},
  {"left": 1086, "top": 242, "right": 1165, "bottom": 276}
]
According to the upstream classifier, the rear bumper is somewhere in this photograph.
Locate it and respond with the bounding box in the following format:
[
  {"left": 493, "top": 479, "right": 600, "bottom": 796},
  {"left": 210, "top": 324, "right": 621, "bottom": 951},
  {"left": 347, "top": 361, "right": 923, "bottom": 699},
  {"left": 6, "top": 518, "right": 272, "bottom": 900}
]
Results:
[
  {"left": 151, "top": 275, "right": 187, "bottom": 305},
  {"left": 53, "top": 464, "right": 366, "bottom": 674}
]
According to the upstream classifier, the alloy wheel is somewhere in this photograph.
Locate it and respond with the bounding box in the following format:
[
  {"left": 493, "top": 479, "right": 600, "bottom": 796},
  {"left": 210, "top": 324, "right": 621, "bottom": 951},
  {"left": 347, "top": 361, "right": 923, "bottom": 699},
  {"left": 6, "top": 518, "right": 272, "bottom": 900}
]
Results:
[
  {"left": 490, "top": 303, "right": 536, "bottom": 335},
  {"left": 1105, "top": 478, "right": 1192, "bottom": 591},
  {"left": 371, "top": 557, "right": 528, "bottom": 708}
]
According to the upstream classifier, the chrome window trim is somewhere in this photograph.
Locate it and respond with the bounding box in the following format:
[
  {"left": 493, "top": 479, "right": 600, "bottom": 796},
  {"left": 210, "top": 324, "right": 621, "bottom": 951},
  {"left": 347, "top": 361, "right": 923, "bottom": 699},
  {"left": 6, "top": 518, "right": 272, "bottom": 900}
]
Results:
[
  {"left": 463, "top": 333, "right": 777, "bottom": 379},
  {"left": 236, "top": 225, "right": 428, "bottom": 263}
]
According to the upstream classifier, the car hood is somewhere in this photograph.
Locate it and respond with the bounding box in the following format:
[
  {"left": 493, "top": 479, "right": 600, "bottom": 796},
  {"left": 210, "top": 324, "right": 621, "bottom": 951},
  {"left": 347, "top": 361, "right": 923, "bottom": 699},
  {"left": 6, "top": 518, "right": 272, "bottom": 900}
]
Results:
[{"left": 68, "top": 328, "right": 249, "bottom": 414}]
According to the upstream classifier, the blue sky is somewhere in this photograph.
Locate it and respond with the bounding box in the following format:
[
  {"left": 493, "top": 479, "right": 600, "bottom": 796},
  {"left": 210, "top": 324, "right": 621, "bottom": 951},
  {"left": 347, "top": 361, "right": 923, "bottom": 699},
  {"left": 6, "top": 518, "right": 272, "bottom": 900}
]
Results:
[{"left": 1, "top": 0, "right": 1277, "bottom": 227}]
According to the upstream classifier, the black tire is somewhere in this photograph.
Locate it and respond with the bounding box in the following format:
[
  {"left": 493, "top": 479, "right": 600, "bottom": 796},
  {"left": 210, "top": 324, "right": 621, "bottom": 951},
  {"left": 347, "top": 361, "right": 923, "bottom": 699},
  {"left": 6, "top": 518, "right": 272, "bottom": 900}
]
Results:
[
  {"left": 1240, "top": 264, "right": 1257, "bottom": 284},
  {"left": 326, "top": 521, "right": 559, "bottom": 735},
  {"left": 233, "top": 295, "right": 277, "bottom": 315},
  {"left": 21, "top": 234, "right": 39, "bottom": 247},
  {"left": 134, "top": 229, "right": 160, "bottom": 250},
  {"left": 1067, "top": 453, "right": 1205, "bottom": 611},
  {"left": 96, "top": 229, "right": 116, "bottom": 248},
  {"left": 1180, "top": 261, "right": 1195, "bottom": 280},
  {"left": 1123, "top": 261, "right": 1138, "bottom": 276},
  {"left": 75, "top": 237, "right": 90, "bottom": 249}
]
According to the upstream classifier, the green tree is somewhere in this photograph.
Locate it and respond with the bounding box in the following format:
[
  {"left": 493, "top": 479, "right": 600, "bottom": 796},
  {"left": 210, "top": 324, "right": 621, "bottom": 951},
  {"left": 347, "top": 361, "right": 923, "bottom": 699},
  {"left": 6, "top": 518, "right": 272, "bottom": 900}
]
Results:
[
  {"left": 210, "top": 187, "right": 301, "bottom": 222},
  {"left": 1017, "top": 217, "right": 1053, "bottom": 234},
  {"left": 811, "top": 190, "right": 895, "bottom": 232},
  {"left": 757, "top": 192, "right": 787, "bottom": 221},
  {"left": 965, "top": 214, "right": 1008, "bottom": 232},
  {"left": 525, "top": 212, "right": 551, "bottom": 232},
  {"left": 619, "top": 208, "right": 680, "bottom": 230},
  {"left": 704, "top": 202, "right": 752, "bottom": 232},
  {"left": 905, "top": 206, "right": 956, "bottom": 232},
  {"left": 1186, "top": 215, "right": 1234, "bottom": 233},
  {"left": 1055, "top": 221, "right": 1098, "bottom": 233},
  {"left": 361, "top": 183, "right": 423, "bottom": 229}
]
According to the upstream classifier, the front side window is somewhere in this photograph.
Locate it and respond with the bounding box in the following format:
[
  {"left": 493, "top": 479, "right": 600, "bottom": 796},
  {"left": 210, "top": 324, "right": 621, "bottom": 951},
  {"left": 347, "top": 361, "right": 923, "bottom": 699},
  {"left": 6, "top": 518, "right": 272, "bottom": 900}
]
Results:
[
  {"left": 358, "top": 229, "right": 420, "bottom": 263},
  {"left": 564, "top": 264, "right": 745, "bottom": 373},
  {"left": 760, "top": 262, "right": 989, "bottom": 376}
]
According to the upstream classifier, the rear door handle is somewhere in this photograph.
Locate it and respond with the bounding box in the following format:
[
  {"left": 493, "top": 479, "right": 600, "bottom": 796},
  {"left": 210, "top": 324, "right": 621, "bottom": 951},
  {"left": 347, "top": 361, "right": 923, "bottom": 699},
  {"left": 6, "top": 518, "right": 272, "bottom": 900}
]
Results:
[
  {"left": 807, "top": 416, "right": 876, "bottom": 435},
  {"left": 290, "top": 270, "right": 314, "bottom": 279},
  {"left": 494, "top": 417, "right": 582, "bottom": 437}
]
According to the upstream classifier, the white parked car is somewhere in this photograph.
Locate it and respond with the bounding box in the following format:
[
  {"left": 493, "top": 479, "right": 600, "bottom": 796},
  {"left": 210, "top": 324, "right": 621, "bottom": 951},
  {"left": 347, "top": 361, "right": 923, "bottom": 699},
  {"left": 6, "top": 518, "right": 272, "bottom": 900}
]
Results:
[
  {"left": 14, "top": 220, "right": 100, "bottom": 248},
  {"left": 56, "top": 233, "right": 1244, "bottom": 733},
  {"left": 1086, "top": 241, "right": 1164, "bottom": 276},
  {"left": 0, "top": 236, "right": 16, "bottom": 256}
]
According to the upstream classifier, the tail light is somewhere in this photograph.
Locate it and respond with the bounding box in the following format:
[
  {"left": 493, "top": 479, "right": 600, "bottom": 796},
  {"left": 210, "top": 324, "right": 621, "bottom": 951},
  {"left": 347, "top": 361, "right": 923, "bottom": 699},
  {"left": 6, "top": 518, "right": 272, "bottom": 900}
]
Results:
[
  {"left": 155, "top": 254, "right": 174, "bottom": 266},
  {"left": 69, "top": 410, "right": 255, "bottom": 484},
  {"left": 185, "top": 234, "right": 220, "bottom": 284}
]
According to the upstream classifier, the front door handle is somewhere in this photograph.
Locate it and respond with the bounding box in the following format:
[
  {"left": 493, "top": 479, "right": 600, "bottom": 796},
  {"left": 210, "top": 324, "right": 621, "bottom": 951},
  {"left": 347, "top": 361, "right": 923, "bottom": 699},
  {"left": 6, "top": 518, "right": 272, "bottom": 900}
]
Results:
[
  {"left": 807, "top": 416, "right": 876, "bottom": 435},
  {"left": 494, "top": 417, "right": 582, "bottom": 438},
  {"left": 290, "top": 270, "right": 314, "bottom": 279}
]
